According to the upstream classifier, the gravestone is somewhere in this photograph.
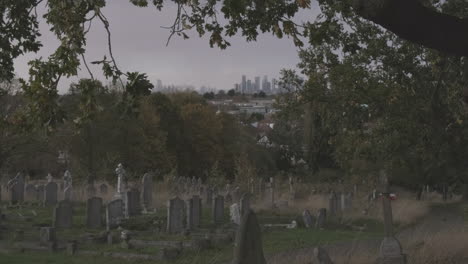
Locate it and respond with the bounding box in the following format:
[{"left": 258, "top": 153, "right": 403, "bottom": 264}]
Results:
[
  {"left": 240, "top": 193, "right": 250, "bottom": 217},
  {"left": 44, "top": 182, "right": 58, "bottom": 207},
  {"left": 302, "top": 210, "right": 315, "bottom": 228},
  {"left": 64, "top": 186, "right": 73, "bottom": 201},
  {"left": 232, "top": 210, "right": 266, "bottom": 264},
  {"left": 335, "top": 192, "right": 342, "bottom": 213},
  {"left": 313, "top": 247, "right": 334, "bottom": 264},
  {"left": 39, "top": 227, "right": 56, "bottom": 246},
  {"left": 141, "top": 173, "right": 153, "bottom": 211},
  {"left": 232, "top": 187, "right": 241, "bottom": 203},
  {"left": 25, "top": 184, "right": 37, "bottom": 202},
  {"left": 106, "top": 199, "right": 124, "bottom": 230},
  {"left": 8, "top": 173, "right": 25, "bottom": 205},
  {"left": 125, "top": 188, "right": 141, "bottom": 218},
  {"left": 53, "top": 200, "right": 73, "bottom": 228},
  {"left": 36, "top": 185, "right": 45, "bottom": 201},
  {"left": 205, "top": 188, "right": 213, "bottom": 208},
  {"left": 267, "top": 178, "right": 275, "bottom": 208},
  {"left": 86, "top": 197, "right": 103, "bottom": 229},
  {"left": 315, "top": 208, "right": 326, "bottom": 229},
  {"left": 328, "top": 192, "right": 337, "bottom": 217},
  {"left": 212, "top": 195, "right": 224, "bottom": 224},
  {"left": 99, "top": 183, "right": 108, "bottom": 195},
  {"left": 378, "top": 170, "right": 406, "bottom": 264},
  {"left": 167, "top": 197, "right": 185, "bottom": 234},
  {"left": 230, "top": 203, "right": 241, "bottom": 225},
  {"left": 187, "top": 195, "right": 201, "bottom": 229}
]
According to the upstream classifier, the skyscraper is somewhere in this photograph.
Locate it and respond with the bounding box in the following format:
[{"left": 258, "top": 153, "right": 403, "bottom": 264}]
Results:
[
  {"left": 156, "top": 79, "right": 163, "bottom": 91},
  {"left": 247, "top": 80, "right": 252, "bottom": 94},
  {"left": 254, "top": 76, "right": 261, "bottom": 93},
  {"left": 241, "top": 75, "right": 247, "bottom": 94}
]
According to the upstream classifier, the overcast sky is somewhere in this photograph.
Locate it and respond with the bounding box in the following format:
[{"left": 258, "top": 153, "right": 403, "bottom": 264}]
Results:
[{"left": 13, "top": 1, "right": 319, "bottom": 93}]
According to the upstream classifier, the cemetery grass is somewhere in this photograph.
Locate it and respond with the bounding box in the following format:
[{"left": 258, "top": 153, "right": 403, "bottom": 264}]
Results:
[{"left": 0, "top": 202, "right": 384, "bottom": 264}]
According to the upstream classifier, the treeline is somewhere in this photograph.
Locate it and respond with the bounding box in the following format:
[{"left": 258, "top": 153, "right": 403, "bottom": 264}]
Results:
[{"left": 0, "top": 80, "right": 279, "bottom": 184}]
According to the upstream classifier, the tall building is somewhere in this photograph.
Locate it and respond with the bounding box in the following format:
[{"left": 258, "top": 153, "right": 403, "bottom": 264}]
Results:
[
  {"left": 247, "top": 80, "right": 252, "bottom": 94},
  {"left": 156, "top": 79, "right": 163, "bottom": 91},
  {"left": 254, "top": 76, "right": 261, "bottom": 93},
  {"left": 241, "top": 75, "right": 247, "bottom": 94},
  {"left": 271, "top": 78, "right": 277, "bottom": 94}
]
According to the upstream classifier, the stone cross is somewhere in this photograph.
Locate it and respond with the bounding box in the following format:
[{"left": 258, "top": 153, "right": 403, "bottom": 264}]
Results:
[
  {"left": 115, "top": 163, "right": 127, "bottom": 198},
  {"left": 63, "top": 170, "right": 72, "bottom": 189},
  {"left": 378, "top": 170, "right": 406, "bottom": 264},
  {"left": 380, "top": 172, "right": 393, "bottom": 237}
]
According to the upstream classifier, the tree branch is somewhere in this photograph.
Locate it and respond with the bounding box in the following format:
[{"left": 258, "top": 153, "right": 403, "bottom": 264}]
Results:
[{"left": 353, "top": 0, "right": 468, "bottom": 57}]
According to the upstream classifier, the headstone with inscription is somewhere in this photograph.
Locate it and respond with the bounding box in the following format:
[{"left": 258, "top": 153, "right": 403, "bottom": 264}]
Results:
[
  {"left": 167, "top": 197, "right": 185, "bottom": 234},
  {"left": 53, "top": 200, "right": 73, "bottom": 228},
  {"left": 106, "top": 199, "right": 124, "bottom": 230},
  {"left": 86, "top": 197, "right": 103, "bottom": 229},
  {"left": 44, "top": 182, "right": 58, "bottom": 207},
  {"left": 212, "top": 195, "right": 224, "bottom": 224}
]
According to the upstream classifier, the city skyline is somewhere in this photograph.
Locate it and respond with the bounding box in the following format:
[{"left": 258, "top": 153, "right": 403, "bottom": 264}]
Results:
[{"left": 11, "top": 0, "right": 312, "bottom": 94}]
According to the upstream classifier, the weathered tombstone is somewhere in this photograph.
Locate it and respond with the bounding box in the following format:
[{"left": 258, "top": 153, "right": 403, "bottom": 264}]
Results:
[
  {"left": 187, "top": 195, "right": 201, "bottom": 230},
  {"left": 106, "top": 199, "right": 124, "bottom": 230},
  {"left": 25, "top": 184, "right": 37, "bottom": 202},
  {"left": 302, "top": 210, "right": 315, "bottom": 228},
  {"left": 315, "top": 208, "right": 326, "bottom": 229},
  {"left": 86, "top": 197, "right": 103, "bottom": 229},
  {"left": 167, "top": 197, "right": 185, "bottom": 234},
  {"left": 141, "top": 173, "right": 153, "bottom": 211},
  {"left": 230, "top": 203, "right": 241, "bottom": 225},
  {"left": 328, "top": 192, "right": 337, "bottom": 217},
  {"left": 7, "top": 173, "right": 25, "bottom": 205},
  {"left": 39, "top": 227, "right": 56, "bottom": 246},
  {"left": 313, "top": 247, "right": 334, "bottom": 264},
  {"left": 63, "top": 186, "right": 73, "bottom": 201},
  {"left": 125, "top": 188, "right": 141, "bottom": 218},
  {"left": 267, "top": 177, "right": 275, "bottom": 208},
  {"left": 99, "top": 183, "right": 108, "bottom": 195},
  {"left": 240, "top": 193, "right": 250, "bottom": 217},
  {"left": 53, "top": 200, "right": 73, "bottom": 228},
  {"left": 212, "top": 195, "right": 224, "bottom": 224},
  {"left": 36, "top": 184, "right": 45, "bottom": 201},
  {"left": 44, "top": 182, "right": 58, "bottom": 207},
  {"left": 232, "top": 187, "right": 241, "bottom": 203},
  {"left": 335, "top": 192, "right": 342, "bottom": 213},
  {"left": 232, "top": 210, "right": 266, "bottom": 264},
  {"left": 205, "top": 188, "right": 213, "bottom": 208},
  {"left": 378, "top": 170, "right": 406, "bottom": 264}
]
